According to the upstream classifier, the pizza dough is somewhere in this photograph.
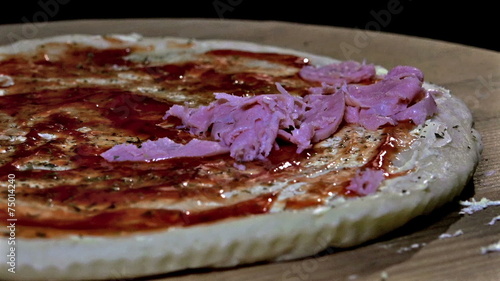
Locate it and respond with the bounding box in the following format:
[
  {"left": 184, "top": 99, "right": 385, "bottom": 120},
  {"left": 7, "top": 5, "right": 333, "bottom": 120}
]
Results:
[{"left": 0, "top": 34, "right": 482, "bottom": 280}]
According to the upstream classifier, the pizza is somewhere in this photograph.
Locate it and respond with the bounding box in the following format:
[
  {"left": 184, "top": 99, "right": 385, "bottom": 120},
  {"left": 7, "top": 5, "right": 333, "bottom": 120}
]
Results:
[{"left": 0, "top": 34, "right": 482, "bottom": 280}]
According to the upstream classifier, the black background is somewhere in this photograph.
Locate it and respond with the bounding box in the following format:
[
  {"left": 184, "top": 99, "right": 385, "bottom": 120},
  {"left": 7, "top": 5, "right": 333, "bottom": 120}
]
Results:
[{"left": 0, "top": 0, "right": 498, "bottom": 52}]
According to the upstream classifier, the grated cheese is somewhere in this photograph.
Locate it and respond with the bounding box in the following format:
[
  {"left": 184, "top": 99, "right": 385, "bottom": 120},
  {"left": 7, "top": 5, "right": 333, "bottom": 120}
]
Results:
[{"left": 459, "top": 197, "right": 500, "bottom": 215}]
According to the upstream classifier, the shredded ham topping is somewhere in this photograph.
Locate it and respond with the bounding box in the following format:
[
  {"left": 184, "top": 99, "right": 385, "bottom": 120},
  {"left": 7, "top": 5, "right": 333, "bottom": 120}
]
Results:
[
  {"left": 101, "top": 60, "right": 438, "bottom": 194},
  {"left": 343, "top": 66, "right": 437, "bottom": 130},
  {"left": 299, "top": 60, "right": 376, "bottom": 86},
  {"left": 102, "top": 83, "right": 344, "bottom": 163},
  {"left": 345, "top": 168, "right": 385, "bottom": 196}
]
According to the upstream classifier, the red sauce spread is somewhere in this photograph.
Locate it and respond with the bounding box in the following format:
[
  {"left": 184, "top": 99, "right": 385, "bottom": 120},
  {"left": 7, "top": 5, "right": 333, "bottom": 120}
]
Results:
[{"left": 0, "top": 41, "right": 414, "bottom": 238}]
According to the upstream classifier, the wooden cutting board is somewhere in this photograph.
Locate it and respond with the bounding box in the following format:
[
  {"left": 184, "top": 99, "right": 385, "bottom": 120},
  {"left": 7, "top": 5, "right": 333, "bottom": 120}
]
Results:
[{"left": 1, "top": 19, "right": 498, "bottom": 281}]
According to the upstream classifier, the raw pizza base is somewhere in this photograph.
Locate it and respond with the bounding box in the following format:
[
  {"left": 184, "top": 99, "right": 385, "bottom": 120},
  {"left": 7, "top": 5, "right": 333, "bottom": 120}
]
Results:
[{"left": 0, "top": 35, "right": 482, "bottom": 280}]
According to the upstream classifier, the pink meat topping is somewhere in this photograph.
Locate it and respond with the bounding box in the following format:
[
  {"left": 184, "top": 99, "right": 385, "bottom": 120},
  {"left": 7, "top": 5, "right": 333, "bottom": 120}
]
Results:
[
  {"left": 345, "top": 168, "right": 385, "bottom": 196},
  {"left": 100, "top": 138, "right": 229, "bottom": 162},
  {"left": 164, "top": 83, "right": 344, "bottom": 162},
  {"left": 102, "top": 83, "right": 344, "bottom": 163},
  {"left": 343, "top": 66, "right": 437, "bottom": 130},
  {"left": 299, "top": 60, "right": 376, "bottom": 86},
  {"left": 102, "top": 61, "right": 437, "bottom": 169}
]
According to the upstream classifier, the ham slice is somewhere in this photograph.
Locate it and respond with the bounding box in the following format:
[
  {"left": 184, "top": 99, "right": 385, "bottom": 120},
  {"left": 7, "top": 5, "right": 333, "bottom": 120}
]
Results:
[
  {"left": 343, "top": 66, "right": 437, "bottom": 130},
  {"left": 100, "top": 138, "right": 229, "bottom": 162},
  {"left": 345, "top": 168, "right": 385, "bottom": 196},
  {"left": 394, "top": 91, "right": 438, "bottom": 125},
  {"left": 299, "top": 60, "right": 376, "bottom": 85},
  {"left": 285, "top": 87, "right": 345, "bottom": 152}
]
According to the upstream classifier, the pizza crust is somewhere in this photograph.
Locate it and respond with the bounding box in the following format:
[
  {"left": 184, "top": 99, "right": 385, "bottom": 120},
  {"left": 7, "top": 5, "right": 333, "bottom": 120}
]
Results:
[{"left": 0, "top": 35, "right": 482, "bottom": 280}]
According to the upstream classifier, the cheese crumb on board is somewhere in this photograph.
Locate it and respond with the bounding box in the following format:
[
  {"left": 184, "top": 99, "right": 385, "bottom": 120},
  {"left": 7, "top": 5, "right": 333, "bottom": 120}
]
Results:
[
  {"left": 438, "top": 229, "right": 464, "bottom": 239},
  {"left": 459, "top": 197, "right": 500, "bottom": 215},
  {"left": 487, "top": 215, "right": 500, "bottom": 226},
  {"left": 481, "top": 240, "right": 500, "bottom": 254}
]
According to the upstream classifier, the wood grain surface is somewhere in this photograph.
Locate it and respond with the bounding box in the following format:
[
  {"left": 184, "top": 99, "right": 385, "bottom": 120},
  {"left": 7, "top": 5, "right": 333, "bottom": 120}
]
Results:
[{"left": 1, "top": 19, "right": 498, "bottom": 281}]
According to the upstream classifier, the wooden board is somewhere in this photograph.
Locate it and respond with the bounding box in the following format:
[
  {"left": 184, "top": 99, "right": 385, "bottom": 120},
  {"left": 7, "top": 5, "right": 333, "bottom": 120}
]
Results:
[{"left": 1, "top": 19, "right": 499, "bottom": 281}]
